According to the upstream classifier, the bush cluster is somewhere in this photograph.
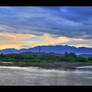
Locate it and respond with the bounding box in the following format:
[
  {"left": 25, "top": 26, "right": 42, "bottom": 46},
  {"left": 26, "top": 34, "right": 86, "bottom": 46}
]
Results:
[{"left": 0, "top": 52, "right": 91, "bottom": 63}]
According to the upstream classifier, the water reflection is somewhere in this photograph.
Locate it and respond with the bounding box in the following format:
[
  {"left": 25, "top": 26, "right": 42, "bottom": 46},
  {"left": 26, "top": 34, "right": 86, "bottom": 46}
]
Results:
[
  {"left": 0, "top": 66, "right": 91, "bottom": 85},
  {"left": 0, "top": 66, "right": 27, "bottom": 69}
]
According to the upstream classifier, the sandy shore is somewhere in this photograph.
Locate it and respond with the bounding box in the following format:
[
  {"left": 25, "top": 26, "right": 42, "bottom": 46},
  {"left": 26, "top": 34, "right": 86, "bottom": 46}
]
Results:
[{"left": 0, "top": 61, "right": 92, "bottom": 69}]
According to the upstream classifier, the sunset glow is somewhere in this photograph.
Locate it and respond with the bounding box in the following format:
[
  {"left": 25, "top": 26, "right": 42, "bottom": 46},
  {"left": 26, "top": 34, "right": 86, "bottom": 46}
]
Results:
[{"left": 0, "top": 7, "right": 91, "bottom": 49}]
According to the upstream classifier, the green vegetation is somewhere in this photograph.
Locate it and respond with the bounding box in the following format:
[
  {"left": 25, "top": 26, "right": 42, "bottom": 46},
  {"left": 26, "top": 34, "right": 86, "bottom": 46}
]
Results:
[{"left": 0, "top": 52, "right": 91, "bottom": 63}]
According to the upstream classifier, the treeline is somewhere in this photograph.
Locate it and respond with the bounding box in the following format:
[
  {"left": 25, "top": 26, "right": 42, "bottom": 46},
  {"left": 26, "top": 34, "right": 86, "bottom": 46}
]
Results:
[
  {"left": 60, "top": 52, "right": 89, "bottom": 62},
  {"left": 0, "top": 52, "right": 92, "bottom": 63}
]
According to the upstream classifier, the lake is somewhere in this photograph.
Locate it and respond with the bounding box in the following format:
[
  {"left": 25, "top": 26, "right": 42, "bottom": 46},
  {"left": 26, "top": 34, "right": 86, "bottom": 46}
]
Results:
[{"left": 0, "top": 66, "right": 92, "bottom": 85}]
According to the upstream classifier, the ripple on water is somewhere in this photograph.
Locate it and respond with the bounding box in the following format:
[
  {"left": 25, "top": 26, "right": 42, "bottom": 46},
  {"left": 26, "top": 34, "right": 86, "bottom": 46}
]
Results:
[{"left": 0, "top": 66, "right": 91, "bottom": 85}]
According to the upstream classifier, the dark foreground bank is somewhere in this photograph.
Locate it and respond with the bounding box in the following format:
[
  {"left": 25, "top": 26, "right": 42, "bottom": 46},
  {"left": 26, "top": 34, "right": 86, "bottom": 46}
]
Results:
[{"left": 0, "top": 61, "right": 92, "bottom": 69}]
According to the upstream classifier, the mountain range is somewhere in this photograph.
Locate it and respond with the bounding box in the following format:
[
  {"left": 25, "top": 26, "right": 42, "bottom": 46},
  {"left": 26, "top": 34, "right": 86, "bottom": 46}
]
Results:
[{"left": 0, "top": 45, "right": 92, "bottom": 55}]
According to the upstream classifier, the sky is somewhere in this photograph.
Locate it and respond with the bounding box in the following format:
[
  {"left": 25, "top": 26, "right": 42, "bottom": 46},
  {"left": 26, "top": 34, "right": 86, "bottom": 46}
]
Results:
[{"left": 0, "top": 6, "right": 92, "bottom": 49}]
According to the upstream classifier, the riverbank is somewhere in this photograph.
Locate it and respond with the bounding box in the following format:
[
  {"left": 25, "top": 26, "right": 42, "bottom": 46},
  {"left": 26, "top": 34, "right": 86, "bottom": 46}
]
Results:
[{"left": 0, "top": 61, "right": 92, "bottom": 69}]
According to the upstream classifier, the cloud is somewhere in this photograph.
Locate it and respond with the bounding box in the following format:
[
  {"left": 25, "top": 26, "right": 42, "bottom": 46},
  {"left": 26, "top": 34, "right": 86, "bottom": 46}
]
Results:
[
  {"left": 0, "top": 33, "right": 35, "bottom": 49},
  {"left": 21, "top": 33, "right": 85, "bottom": 48},
  {"left": 0, "top": 7, "right": 91, "bottom": 48},
  {"left": 59, "top": 38, "right": 92, "bottom": 48},
  {"left": 0, "top": 7, "right": 92, "bottom": 38},
  {"left": 0, "top": 32, "right": 86, "bottom": 49}
]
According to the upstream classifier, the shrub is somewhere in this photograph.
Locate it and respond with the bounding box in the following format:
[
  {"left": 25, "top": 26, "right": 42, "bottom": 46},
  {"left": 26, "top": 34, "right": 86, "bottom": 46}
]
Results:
[
  {"left": 88, "top": 57, "right": 92, "bottom": 61},
  {"left": 77, "top": 56, "right": 88, "bottom": 62}
]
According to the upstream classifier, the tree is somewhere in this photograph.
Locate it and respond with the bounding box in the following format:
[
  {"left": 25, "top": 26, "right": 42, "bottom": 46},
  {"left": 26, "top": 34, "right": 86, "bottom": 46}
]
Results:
[
  {"left": 88, "top": 57, "right": 92, "bottom": 61},
  {"left": 64, "top": 52, "right": 69, "bottom": 57},
  {"left": 69, "top": 52, "right": 77, "bottom": 58}
]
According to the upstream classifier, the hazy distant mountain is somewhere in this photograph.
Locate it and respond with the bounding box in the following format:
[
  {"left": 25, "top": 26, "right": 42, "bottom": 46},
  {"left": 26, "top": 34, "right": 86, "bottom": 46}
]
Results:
[{"left": 0, "top": 45, "right": 92, "bottom": 55}]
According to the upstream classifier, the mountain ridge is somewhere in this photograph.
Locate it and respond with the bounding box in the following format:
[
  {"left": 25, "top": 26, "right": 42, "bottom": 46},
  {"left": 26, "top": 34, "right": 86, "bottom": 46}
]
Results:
[{"left": 0, "top": 45, "right": 92, "bottom": 55}]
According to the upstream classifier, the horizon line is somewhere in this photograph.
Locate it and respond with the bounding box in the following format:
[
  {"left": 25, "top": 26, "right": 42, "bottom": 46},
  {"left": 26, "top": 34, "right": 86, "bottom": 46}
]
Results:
[{"left": 0, "top": 45, "right": 92, "bottom": 50}]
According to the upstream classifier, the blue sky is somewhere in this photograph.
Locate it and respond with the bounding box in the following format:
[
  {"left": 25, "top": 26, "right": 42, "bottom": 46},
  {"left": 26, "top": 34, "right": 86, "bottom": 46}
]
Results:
[{"left": 0, "top": 6, "right": 91, "bottom": 49}]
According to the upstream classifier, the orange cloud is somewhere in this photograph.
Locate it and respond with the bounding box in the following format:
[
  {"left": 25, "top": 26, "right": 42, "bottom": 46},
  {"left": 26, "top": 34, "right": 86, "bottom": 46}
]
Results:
[
  {"left": 0, "top": 33, "right": 36, "bottom": 49},
  {"left": 41, "top": 33, "right": 84, "bottom": 45},
  {"left": 0, "top": 33, "right": 35, "bottom": 40},
  {"left": 0, "top": 32, "right": 85, "bottom": 49},
  {"left": 73, "top": 44, "right": 90, "bottom": 48},
  {"left": 28, "top": 33, "right": 84, "bottom": 47},
  {"left": 42, "top": 34, "right": 71, "bottom": 44}
]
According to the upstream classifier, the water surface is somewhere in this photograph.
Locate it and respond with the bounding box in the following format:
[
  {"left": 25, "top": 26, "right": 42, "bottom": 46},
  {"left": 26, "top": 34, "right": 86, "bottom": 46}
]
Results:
[{"left": 0, "top": 66, "right": 92, "bottom": 85}]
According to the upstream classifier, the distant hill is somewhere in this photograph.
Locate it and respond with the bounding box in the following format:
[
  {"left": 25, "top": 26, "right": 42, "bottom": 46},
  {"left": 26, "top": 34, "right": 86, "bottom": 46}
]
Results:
[{"left": 0, "top": 45, "right": 92, "bottom": 55}]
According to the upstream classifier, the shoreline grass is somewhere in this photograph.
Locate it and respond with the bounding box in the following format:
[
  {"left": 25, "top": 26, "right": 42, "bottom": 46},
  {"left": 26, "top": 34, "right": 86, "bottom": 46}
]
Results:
[{"left": 0, "top": 52, "right": 91, "bottom": 69}]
